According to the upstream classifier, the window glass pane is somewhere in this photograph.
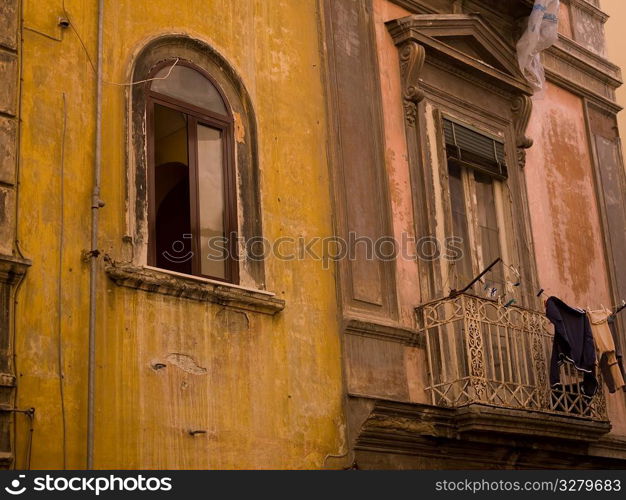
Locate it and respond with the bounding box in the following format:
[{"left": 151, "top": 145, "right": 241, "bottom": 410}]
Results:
[
  {"left": 197, "top": 124, "right": 226, "bottom": 279},
  {"left": 448, "top": 163, "right": 473, "bottom": 287},
  {"left": 474, "top": 171, "right": 504, "bottom": 289},
  {"left": 151, "top": 65, "right": 228, "bottom": 116},
  {"left": 153, "top": 104, "right": 192, "bottom": 275}
]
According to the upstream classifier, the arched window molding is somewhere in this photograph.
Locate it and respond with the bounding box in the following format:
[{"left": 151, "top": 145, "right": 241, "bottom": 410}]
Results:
[{"left": 126, "top": 35, "right": 265, "bottom": 290}]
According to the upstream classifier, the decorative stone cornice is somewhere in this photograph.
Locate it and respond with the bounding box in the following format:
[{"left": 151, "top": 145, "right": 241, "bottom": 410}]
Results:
[
  {"left": 589, "top": 437, "right": 626, "bottom": 462},
  {"left": 390, "top": 0, "right": 535, "bottom": 17},
  {"left": 351, "top": 396, "right": 613, "bottom": 459},
  {"left": 426, "top": 55, "right": 514, "bottom": 100},
  {"left": 344, "top": 318, "right": 422, "bottom": 347},
  {"left": 569, "top": 0, "right": 609, "bottom": 24},
  {"left": 388, "top": 0, "right": 436, "bottom": 15},
  {"left": 544, "top": 36, "right": 622, "bottom": 113},
  {"left": 386, "top": 5, "right": 622, "bottom": 114},
  {"left": 554, "top": 36, "right": 622, "bottom": 87},
  {"left": 386, "top": 14, "right": 534, "bottom": 97},
  {"left": 104, "top": 260, "right": 285, "bottom": 316}
]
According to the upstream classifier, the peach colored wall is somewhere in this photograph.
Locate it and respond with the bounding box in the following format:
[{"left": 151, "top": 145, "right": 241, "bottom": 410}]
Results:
[
  {"left": 373, "top": 0, "right": 626, "bottom": 429},
  {"left": 368, "top": 0, "right": 626, "bottom": 434},
  {"left": 372, "top": 0, "right": 429, "bottom": 405},
  {"left": 525, "top": 83, "right": 611, "bottom": 309},
  {"left": 373, "top": 0, "right": 416, "bottom": 328},
  {"left": 525, "top": 83, "right": 626, "bottom": 435}
]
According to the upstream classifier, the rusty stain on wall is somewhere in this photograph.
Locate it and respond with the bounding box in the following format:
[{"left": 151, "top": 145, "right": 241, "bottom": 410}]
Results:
[
  {"left": 543, "top": 111, "right": 594, "bottom": 297},
  {"left": 525, "top": 82, "right": 611, "bottom": 308}
]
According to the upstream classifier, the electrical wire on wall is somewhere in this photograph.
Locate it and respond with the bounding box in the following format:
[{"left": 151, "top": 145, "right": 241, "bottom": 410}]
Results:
[
  {"left": 21, "top": 1, "right": 179, "bottom": 88},
  {"left": 8, "top": 408, "right": 35, "bottom": 470},
  {"left": 17, "top": 1, "right": 178, "bottom": 469}
]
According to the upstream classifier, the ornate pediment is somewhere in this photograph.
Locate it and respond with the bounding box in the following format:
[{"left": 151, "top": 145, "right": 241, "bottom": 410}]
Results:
[{"left": 386, "top": 14, "right": 533, "bottom": 95}]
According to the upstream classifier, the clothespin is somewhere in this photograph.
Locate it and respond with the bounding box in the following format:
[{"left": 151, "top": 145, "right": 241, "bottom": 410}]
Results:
[
  {"left": 504, "top": 299, "right": 516, "bottom": 308},
  {"left": 505, "top": 280, "right": 521, "bottom": 295}
]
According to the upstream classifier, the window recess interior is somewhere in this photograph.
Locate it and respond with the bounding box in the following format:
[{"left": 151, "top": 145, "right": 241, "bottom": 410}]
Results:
[{"left": 442, "top": 116, "right": 510, "bottom": 296}]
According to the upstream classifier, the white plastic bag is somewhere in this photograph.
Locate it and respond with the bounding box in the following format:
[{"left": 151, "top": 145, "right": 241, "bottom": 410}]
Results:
[{"left": 517, "top": 0, "right": 560, "bottom": 95}]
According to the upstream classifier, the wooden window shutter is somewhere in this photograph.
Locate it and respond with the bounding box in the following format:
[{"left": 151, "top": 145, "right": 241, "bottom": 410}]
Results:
[{"left": 444, "top": 118, "right": 508, "bottom": 179}]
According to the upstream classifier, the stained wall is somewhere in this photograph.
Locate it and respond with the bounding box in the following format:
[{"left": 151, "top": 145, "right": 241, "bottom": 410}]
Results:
[{"left": 14, "top": 0, "right": 344, "bottom": 469}]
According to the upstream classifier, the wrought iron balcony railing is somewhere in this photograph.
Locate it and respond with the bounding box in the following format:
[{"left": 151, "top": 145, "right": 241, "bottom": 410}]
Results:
[{"left": 416, "top": 293, "right": 608, "bottom": 421}]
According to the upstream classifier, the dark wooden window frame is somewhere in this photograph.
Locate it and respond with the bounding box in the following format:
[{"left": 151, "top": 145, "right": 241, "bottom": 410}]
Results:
[
  {"left": 146, "top": 59, "right": 239, "bottom": 284},
  {"left": 441, "top": 114, "right": 509, "bottom": 292}
]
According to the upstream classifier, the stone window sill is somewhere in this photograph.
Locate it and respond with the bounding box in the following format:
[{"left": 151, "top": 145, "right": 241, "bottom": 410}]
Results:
[
  {"left": 104, "top": 261, "right": 285, "bottom": 316},
  {"left": 0, "top": 254, "right": 31, "bottom": 285}
]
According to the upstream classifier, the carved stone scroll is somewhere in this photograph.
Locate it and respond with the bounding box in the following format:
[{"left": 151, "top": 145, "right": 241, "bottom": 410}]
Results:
[{"left": 398, "top": 40, "right": 426, "bottom": 127}]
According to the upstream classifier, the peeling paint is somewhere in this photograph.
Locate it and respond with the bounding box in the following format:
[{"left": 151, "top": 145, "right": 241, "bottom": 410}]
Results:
[
  {"left": 233, "top": 111, "right": 246, "bottom": 143},
  {"left": 216, "top": 308, "right": 249, "bottom": 334},
  {"left": 525, "top": 82, "right": 611, "bottom": 308},
  {"left": 164, "top": 353, "right": 208, "bottom": 375}
]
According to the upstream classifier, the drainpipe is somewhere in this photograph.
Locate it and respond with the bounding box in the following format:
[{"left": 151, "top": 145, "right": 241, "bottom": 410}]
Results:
[{"left": 87, "top": 0, "right": 105, "bottom": 470}]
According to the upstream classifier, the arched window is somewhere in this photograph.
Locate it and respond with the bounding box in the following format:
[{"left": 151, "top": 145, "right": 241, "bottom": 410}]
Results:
[{"left": 146, "top": 61, "right": 238, "bottom": 283}]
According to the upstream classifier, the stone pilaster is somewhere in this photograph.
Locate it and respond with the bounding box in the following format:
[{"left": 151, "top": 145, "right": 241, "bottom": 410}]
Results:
[{"left": 0, "top": 0, "right": 30, "bottom": 469}]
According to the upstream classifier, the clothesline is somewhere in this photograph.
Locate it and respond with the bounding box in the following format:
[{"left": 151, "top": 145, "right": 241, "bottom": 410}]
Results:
[
  {"left": 460, "top": 257, "right": 626, "bottom": 395},
  {"left": 447, "top": 256, "right": 521, "bottom": 306},
  {"left": 537, "top": 287, "right": 626, "bottom": 316},
  {"left": 447, "top": 257, "right": 626, "bottom": 315}
]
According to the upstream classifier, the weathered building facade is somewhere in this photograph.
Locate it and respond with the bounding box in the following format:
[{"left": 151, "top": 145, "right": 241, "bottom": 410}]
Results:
[
  {"left": 328, "top": 0, "right": 626, "bottom": 469},
  {"left": 0, "top": 0, "right": 625, "bottom": 470},
  {"left": 2, "top": 0, "right": 345, "bottom": 469}
]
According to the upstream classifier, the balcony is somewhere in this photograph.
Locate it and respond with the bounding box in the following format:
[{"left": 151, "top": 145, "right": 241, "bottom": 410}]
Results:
[{"left": 416, "top": 293, "right": 608, "bottom": 422}]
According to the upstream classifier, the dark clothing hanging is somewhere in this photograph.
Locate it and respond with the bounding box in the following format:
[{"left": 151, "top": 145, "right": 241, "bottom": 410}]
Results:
[
  {"left": 606, "top": 315, "right": 626, "bottom": 393},
  {"left": 545, "top": 296, "right": 598, "bottom": 396}
]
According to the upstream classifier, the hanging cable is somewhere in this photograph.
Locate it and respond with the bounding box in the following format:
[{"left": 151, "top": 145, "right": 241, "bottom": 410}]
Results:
[
  {"left": 7, "top": 408, "right": 34, "bottom": 470},
  {"left": 86, "top": 0, "right": 105, "bottom": 471},
  {"left": 11, "top": 0, "right": 32, "bottom": 471},
  {"left": 62, "top": 4, "right": 179, "bottom": 87},
  {"left": 25, "top": 410, "right": 34, "bottom": 471}
]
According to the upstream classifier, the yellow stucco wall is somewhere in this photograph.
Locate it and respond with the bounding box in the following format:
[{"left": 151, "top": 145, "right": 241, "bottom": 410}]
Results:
[{"left": 15, "top": 0, "right": 344, "bottom": 469}]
